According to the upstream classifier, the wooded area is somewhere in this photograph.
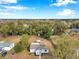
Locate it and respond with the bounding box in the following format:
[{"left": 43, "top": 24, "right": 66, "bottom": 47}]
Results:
[{"left": 0, "top": 19, "right": 79, "bottom": 59}]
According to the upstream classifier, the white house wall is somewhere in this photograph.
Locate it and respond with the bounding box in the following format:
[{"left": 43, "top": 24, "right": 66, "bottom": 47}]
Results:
[
  {"left": 41, "top": 49, "right": 49, "bottom": 53},
  {"left": 10, "top": 43, "right": 15, "bottom": 48},
  {"left": 30, "top": 49, "right": 35, "bottom": 53},
  {"left": 2, "top": 43, "right": 15, "bottom": 51},
  {"left": 2, "top": 47, "right": 11, "bottom": 51},
  {"left": 36, "top": 50, "right": 41, "bottom": 55}
]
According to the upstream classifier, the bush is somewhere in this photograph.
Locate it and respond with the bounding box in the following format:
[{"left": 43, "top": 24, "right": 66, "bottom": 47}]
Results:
[
  {"left": 14, "top": 43, "right": 24, "bottom": 53},
  {"left": 14, "top": 34, "right": 29, "bottom": 53}
]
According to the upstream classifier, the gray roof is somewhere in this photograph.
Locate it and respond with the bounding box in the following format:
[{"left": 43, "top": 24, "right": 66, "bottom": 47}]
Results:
[
  {"left": 0, "top": 42, "right": 13, "bottom": 49},
  {"left": 71, "top": 29, "right": 79, "bottom": 32},
  {"left": 30, "top": 43, "right": 48, "bottom": 50}
]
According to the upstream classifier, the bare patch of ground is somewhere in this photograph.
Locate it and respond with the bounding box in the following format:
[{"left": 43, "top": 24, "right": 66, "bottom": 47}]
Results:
[{"left": 0, "top": 36, "right": 20, "bottom": 44}]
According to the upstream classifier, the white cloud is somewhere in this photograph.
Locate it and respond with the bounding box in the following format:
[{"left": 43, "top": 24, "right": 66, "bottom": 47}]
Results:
[
  {"left": 1, "top": 5, "right": 36, "bottom": 11},
  {"left": 0, "top": 12, "right": 16, "bottom": 16},
  {"left": 3, "top": 6, "right": 28, "bottom": 10},
  {"left": 50, "top": 0, "right": 77, "bottom": 6},
  {"left": 0, "top": 0, "right": 17, "bottom": 4},
  {"left": 57, "top": 9, "right": 75, "bottom": 16}
]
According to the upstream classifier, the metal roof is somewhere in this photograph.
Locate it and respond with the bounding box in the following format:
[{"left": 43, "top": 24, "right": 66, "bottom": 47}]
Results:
[
  {"left": 71, "top": 29, "right": 79, "bottom": 32},
  {"left": 0, "top": 42, "right": 13, "bottom": 49},
  {"left": 30, "top": 43, "right": 48, "bottom": 50}
]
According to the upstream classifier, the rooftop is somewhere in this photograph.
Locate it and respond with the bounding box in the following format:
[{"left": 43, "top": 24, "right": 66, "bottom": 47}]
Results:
[
  {"left": 0, "top": 41, "right": 13, "bottom": 49},
  {"left": 71, "top": 28, "right": 79, "bottom": 32},
  {"left": 30, "top": 42, "right": 48, "bottom": 50}
]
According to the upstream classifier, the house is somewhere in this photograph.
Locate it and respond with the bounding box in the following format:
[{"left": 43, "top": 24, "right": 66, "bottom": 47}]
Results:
[
  {"left": 70, "top": 29, "right": 79, "bottom": 33},
  {"left": 65, "top": 29, "right": 79, "bottom": 35},
  {"left": 0, "top": 41, "right": 14, "bottom": 52},
  {"left": 30, "top": 40, "right": 49, "bottom": 55}
]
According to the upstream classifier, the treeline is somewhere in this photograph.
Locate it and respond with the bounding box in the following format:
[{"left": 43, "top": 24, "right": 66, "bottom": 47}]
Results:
[
  {"left": 0, "top": 20, "right": 79, "bottom": 38},
  {"left": 0, "top": 20, "right": 67, "bottom": 38}
]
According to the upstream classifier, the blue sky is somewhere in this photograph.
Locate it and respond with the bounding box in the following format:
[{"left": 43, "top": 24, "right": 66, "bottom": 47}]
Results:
[{"left": 0, "top": 0, "right": 79, "bottom": 19}]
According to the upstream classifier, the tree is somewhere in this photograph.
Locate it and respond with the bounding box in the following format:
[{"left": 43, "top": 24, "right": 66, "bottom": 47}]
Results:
[
  {"left": 14, "top": 34, "right": 29, "bottom": 53},
  {"left": 53, "top": 21, "right": 67, "bottom": 35},
  {"left": 41, "top": 25, "right": 52, "bottom": 39},
  {"left": 0, "top": 24, "right": 10, "bottom": 37},
  {"left": 20, "top": 34, "right": 29, "bottom": 48},
  {"left": 26, "top": 23, "right": 53, "bottom": 39},
  {"left": 14, "top": 42, "right": 24, "bottom": 53},
  {"left": 7, "top": 22, "right": 17, "bottom": 35},
  {"left": 70, "top": 21, "right": 79, "bottom": 28}
]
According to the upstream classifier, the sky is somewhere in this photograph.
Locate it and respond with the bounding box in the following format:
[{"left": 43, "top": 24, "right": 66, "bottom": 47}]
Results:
[{"left": 0, "top": 0, "right": 79, "bottom": 19}]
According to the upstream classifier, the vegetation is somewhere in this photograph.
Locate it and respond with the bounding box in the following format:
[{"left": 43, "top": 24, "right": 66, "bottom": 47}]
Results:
[
  {"left": 14, "top": 34, "right": 29, "bottom": 53},
  {"left": 0, "top": 20, "right": 67, "bottom": 38},
  {"left": 0, "top": 20, "right": 79, "bottom": 59},
  {"left": 53, "top": 21, "right": 67, "bottom": 35},
  {"left": 70, "top": 21, "right": 79, "bottom": 28},
  {"left": 51, "top": 35, "right": 79, "bottom": 59}
]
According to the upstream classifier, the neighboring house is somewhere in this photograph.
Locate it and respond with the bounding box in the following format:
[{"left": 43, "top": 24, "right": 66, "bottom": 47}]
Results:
[
  {"left": 30, "top": 41, "right": 49, "bottom": 55},
  {"left": 70, "top": 29, "right": 79, "bottom": 33},
  {"left": 0, "top": 41, "right": 14, "bottom": 52},
  {"left": 65, "top": 29, "right": 79, "bottom": 35}
]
